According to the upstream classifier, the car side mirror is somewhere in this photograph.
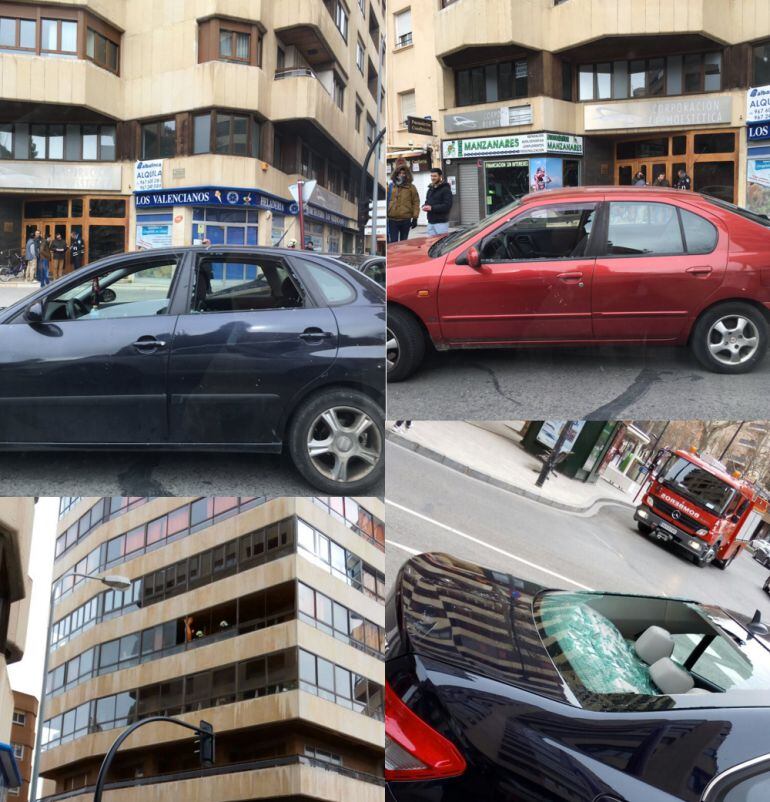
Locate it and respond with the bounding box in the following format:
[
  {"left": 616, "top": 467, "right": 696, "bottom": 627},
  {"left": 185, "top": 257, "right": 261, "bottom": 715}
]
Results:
[
  {"left": 467, "top": 247, "right": 482, "bottom": 269},
  {"left": 24, "top": 301, "right": 44, "bottom": 323}
]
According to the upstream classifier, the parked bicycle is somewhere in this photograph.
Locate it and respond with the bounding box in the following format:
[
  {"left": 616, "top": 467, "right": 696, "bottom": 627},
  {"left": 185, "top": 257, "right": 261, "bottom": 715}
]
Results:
[{"left": 0, "top": 250, "right": 27, "bottom": 282}]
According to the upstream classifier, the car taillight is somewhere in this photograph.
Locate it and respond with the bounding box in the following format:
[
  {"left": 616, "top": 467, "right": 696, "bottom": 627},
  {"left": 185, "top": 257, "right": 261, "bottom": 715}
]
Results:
[{"left": 385, "top": 681, "right": 467, "bottom": 781}]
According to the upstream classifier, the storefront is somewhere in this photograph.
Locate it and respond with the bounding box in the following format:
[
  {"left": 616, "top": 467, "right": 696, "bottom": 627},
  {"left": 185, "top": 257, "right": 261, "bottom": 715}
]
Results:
[
  {"left": 746, "top": 85, "right": 770, "bottom": 214},
  {"left": 0, "top": 742, "right": 21, "bottom": 799},
  {"left": 583, "top": 94, "right": 740, "bottom": 201},
  {"left": 441, "top": 132, "right": 584, "bottom": 225}
]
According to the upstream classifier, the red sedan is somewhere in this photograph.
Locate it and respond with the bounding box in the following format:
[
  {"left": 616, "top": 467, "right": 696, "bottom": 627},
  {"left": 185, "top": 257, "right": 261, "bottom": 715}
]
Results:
[{"left": 387, "top": 187, "right": 770, "bottom": 380}]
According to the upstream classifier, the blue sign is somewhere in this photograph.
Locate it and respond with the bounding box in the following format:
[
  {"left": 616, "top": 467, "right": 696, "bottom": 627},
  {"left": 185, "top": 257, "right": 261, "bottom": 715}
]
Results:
[
  {"left": 134, "top": 186, "right": 295, "bottom": 215},
  {"left": 748, "top": 123, "right": 770, "bottom": 141},
  {"left": 305, "top": 203, "right": 353, "bottom": 229}
]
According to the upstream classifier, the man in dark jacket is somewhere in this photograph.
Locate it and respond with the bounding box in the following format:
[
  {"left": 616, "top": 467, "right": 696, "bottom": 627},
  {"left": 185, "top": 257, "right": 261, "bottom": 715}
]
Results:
[{"left": 422, "top": 168, "right": 453, "bottom": 237}]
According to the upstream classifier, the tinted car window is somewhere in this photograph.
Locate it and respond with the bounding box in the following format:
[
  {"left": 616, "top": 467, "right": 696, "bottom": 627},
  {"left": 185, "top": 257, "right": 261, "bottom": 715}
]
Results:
[
  {"left": 480, "top": 204, "right": 597, "bottom": 261},
  {"left": 192, "top": 257, "right": 302, "bottom": 312},
  {"left": 713, "top": 771, "right": 770, "bottom": 801},
  {"left": 605, "top": 202, "right": 683, "bottom": 255},
  {"left": 306, "top": 265, "right": 356, "bottom": 305},
  {"left": 680, "top": 207, "right": 718, "bottom": 253}
]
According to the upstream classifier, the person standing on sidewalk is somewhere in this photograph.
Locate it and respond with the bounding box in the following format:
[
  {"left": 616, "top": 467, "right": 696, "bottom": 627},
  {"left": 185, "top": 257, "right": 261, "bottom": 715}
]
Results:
[
  {"left": 51, "top": 232, "right": 67, "bottom": 278},
  {"left": 38, "top": 233, "right": 52, "bottom": 287},
  {"left": 387, "top": 162, "right": 420, "bottom": 243},
  {"left": 24, "top": 232, "right": 37, "bottom": 282},
  {"left": 675, "top": 168, "right": 692, "bottom": 190},
  {"left": 70, "top": 231, "right": 84, "bottom": 270},
  {"left": 422, "top": 168, "right": 453, "bottom": 237}
]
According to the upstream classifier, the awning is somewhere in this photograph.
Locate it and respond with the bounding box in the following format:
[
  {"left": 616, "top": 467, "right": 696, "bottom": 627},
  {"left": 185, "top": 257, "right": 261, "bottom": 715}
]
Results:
[{"left": 0, "top": 743, "right": 21, "bottom": 790}]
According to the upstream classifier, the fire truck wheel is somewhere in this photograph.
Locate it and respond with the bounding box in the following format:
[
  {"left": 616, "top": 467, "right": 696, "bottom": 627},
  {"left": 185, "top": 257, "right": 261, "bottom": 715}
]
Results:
[
  {"left": 697, "top": 542, "right": 721, "bottom": 568},
  {"left": 691, "top": 302, "right": 768, "bottom": 374},
  {"left": 637, "top": 521, "right": 652, "bottom": 535}
]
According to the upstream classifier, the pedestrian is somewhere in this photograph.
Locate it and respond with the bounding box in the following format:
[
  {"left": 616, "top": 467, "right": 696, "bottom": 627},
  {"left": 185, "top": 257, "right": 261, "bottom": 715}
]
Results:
[
  {"left": 422, "top": 168, "right": 453, "bottom": 237},
  {"left": 24, "top": 232, "right": 37, "bottom": 282},
  {"left": 653, "top": 173, "right": 670, "bottom": 187},
  {"left": 675, "top": 168, "right": 692, "bottom": 190},
  {"left": 387, "top": 161, "right": 420, "bottom": 243},
  {"left": 70, "top": 231, "right": 84, "bottom": 269},
  {"left": 51, "top": 232, "right": 67, "bottom": 279},
  {"left": 305, "top": 238, "right": 315, "bottom": 251},
  {"left": 633, "top": 171, "right": 647, "bottom": 186},
  {"left": 39, "top": 233, "right": 52, "bottom": 288}
]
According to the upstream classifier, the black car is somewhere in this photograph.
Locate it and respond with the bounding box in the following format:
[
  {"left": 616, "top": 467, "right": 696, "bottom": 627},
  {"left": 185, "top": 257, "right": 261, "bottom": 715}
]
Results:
[
  {"left": 386, "top": 552, "right": 770, "bottom": 802},
  {"left": 0, "top": 246, "right": 385, "bottom": 493},
  {"left": 334, "top": 254, "right": 386, "bottom": 287}
]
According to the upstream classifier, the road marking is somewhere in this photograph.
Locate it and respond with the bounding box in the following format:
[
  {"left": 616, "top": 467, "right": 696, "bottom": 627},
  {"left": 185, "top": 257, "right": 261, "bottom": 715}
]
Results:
[
  {"left": 387, "top": 539, "right": 421, "bottom": 556},
  {"left": 386, "top": 499, "right": 594, "bottom": 591}
]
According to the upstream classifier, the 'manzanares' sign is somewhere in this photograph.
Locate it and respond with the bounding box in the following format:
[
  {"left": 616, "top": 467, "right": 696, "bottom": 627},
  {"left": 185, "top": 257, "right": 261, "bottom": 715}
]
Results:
[{"left": 443, "top": 132, "right": 583, "bottom": 159}]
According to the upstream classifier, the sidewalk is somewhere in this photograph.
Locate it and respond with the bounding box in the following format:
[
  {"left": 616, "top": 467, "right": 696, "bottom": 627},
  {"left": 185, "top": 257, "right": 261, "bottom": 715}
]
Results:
[{"left": 387, "top": 421, "right": 635, "bottom": 513}]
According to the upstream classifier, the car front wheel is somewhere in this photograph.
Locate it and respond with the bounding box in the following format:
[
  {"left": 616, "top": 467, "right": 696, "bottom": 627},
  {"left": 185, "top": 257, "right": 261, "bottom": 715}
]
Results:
[
  {"left": 387, "top": 306, "right": 426, "bottom": 382},
  {"left": 691, "top": 302, "right": 768, "bottom": 374},
  {"left": 288, "top": 389, "right": 384, "bottom": 494}
]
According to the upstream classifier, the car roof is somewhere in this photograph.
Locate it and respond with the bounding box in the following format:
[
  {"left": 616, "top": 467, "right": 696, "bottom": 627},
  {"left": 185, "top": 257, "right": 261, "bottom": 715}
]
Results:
[{"left": 518, "top": 186, "right": 705, "bottom": 203}]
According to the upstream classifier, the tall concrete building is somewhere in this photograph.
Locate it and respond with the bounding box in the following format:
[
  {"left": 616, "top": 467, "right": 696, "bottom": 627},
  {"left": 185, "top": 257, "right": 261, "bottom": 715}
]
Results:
[
  {"left": 10, "top": 691, "right": 38, "bottom": 801},
  {"left": 388, "top": 0, "right": 770, "bottom": 222},
  {"left": 0, "top": 499, "right": 34, "bottom": 797},
  {"left": 39, "top": 496, "right": 384, "bottom": 802},
  {"left": 0, "top": 0, "right": 387, "bottom": 260}
]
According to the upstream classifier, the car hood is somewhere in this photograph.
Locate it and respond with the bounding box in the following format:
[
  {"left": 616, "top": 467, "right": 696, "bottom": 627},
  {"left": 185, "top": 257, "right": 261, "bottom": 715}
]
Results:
[{"left": 386, "top": 235, "right": 443, "bottom": 269}]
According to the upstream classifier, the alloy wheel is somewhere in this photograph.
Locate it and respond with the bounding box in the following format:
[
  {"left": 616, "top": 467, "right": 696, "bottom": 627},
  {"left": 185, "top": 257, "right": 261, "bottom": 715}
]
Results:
[
  {"left": 386, "top": 327, "right": 399, "bottom": 373},
  {"left": 306, "top": 405, "right": 382, "bottom": 484},
  {"left": 707, "top": 315, "right": 759, "bottom": 366}
]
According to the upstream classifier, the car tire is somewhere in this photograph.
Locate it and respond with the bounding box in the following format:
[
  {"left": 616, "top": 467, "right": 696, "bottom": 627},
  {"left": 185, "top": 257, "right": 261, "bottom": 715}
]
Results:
[
  {"left": 637, "top": 521, "right": 652, "bottom": 535},
  {"left": 690, "top": 302, "right": 768, "bottom": 374},
  {"left": 387, "top": 305, "right": 426, "bottom": 382},
  {"left": 698, "top": 541, "right": 721, "bottom": 568},
  {"left": 287, "top": 388, "right": 384, "bottom": 494}
]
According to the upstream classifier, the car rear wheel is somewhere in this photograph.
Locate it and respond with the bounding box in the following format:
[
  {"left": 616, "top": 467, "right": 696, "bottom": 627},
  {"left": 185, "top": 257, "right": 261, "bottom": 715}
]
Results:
[
  {"left": 387, "top": 306, "right": 426, "bottom": 382},
  {"left": 691, "top": 302, "right": 768, "bottom": 374},
  {"left": 288, "top": 389, "right": 384, "bottom": 494},
  {"left": 637, "top": 521, "right": 652, "bottom": 535}
]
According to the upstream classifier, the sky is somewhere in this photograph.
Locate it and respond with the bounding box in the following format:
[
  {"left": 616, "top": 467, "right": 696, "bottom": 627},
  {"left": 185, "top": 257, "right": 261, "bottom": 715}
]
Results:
[{"left": 8, "top": 497, "right": 59, "bottom": 699}]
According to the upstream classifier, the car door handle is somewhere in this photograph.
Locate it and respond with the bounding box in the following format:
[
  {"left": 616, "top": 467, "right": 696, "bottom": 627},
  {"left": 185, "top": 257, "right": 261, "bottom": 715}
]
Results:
[
  {"left": 686, "top": 266, "right": 713, "bottom": 277},
  {"left": 557, "top": 271, "right": 584, "bottom": 285},
  {"left": 299, "top": 328, "right": 334, "bottom": 341},
  {"left": 132, "top": 336, "right": 166, "bottom": 351}
]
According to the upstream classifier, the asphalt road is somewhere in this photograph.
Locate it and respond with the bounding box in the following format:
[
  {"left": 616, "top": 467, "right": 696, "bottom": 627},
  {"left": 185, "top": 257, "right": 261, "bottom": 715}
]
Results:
[
  {"left": 386, "top": 344, "right": 770, "bottom": 421},
  {"left": 385, "top": 440, "right": 770, "bottom": 620},
  {"left": 0, "top": 283, "right": 37, "bottom": 307}
]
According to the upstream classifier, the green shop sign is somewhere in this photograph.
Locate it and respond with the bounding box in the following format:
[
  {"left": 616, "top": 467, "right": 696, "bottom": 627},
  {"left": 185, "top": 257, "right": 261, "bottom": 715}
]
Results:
[{"left": 443, "top": 131, "right": 583, "bottom": 159}]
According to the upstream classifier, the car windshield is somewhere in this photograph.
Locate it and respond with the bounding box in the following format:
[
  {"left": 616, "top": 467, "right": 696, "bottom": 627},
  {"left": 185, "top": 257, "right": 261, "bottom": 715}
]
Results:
[
  {"left": 657, "top": 455, "right": 735, "bottom": 514},
  {"left": 428, "top": 198, "right": 523, "bottom": 257},
  {"left": 537, "top": 592, "right": 770, "bottom": 704},
  {"left": 704, "top": 195, "right": 770, "bottom": 227}
]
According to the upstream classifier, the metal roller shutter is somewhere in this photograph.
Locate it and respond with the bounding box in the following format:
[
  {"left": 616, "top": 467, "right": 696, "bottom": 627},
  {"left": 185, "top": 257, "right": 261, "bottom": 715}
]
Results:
[{"left": 459, "top": 162, "right": 481, "bottom": 225}]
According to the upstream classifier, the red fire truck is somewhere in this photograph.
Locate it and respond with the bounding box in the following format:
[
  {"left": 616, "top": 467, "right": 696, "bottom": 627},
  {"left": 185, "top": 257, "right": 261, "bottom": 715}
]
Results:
[{"left": 634, "top": 448, "right": 769, "bottom": 569}]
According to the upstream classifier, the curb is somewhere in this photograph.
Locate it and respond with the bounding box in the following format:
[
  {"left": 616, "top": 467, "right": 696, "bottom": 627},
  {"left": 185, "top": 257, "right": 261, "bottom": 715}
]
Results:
[{"left": 387, "top": 432, "right": 635, "bottom": 515}]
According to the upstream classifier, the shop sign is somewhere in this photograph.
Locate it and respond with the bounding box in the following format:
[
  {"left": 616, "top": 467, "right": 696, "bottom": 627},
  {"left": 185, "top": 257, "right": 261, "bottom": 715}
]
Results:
[
  {"left": 747, "top": 85, "right": 770, "bottom": 124},
  {"left": 134, "top": 159, "right": 163, "bottom": 191},
  {"left": 584, "top": 95, "right": 732, "bottom": 130},
  {"left": 134, "top": 186, "right": 295, "bottom": 214},
  {"left": 748, "top": 123, "right": 770, "bottom": 141},
  {"left": 444, "top": 105, "right": 533, "bottom": 133},
  {"left": 0, "top": 161, "right": 121, "bottom": 191},
  {"left": 485, "top": 160, "right": 529, "bottom": 169},
  {"left": 442, "top": 132, "right": 583, "bottom": 159},
  {"left": 305, "top": 204, "right": 351, "bottom": 229},
  {"left": 406, "top": 116, "right": 434, "bottom": 135},
  {"left": 136, "top": 223, "right": 172, "bottom": 250},
  {"left": 747, "top": 156, "right": 770, "bottom": 216}
]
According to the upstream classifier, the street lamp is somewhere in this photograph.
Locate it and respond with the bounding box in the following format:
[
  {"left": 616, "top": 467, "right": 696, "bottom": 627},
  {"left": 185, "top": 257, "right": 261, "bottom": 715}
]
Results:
[{"left": 29, "top": 572, "right": 132, "bottom": 801}]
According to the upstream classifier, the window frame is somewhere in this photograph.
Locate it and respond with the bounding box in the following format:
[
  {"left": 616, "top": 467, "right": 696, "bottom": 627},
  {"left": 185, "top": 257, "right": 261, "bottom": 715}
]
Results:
[
  {"left": 454, "top": 57, "right": 529, "bottom": 107},
  {"left": 191, "top": 110, "right": 261, "bottom": 158},
  {"left": 197, "top": 17, "right": 262, "bottom": 68}
]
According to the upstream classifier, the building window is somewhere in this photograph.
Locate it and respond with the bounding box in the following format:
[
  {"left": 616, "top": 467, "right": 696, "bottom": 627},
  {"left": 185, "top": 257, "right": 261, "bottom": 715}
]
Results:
[
  {"left": 399, "top": 90, "right": 416, "bottom": 127},
  {"left": 394, "top": 8, "right": 412, "bottom": 49},
  {"left": 333, "top": 73, "right": 345, "bottom": 110},
  {"left": 0, "top": 16, "right": 36, "bottom": 51},
  {"left": 141, "top": 119, "right": 176, "bottom": 159},
  {"left": 358, "top": 0, "right": 366, "bottom": 12},
  {"left": 356, "top": 37, "right": 365, "bottom": 73},
  {"left": 0, "top": 123, "right": 116, "bottom": 161},
  {"left": 41, "top": 18, "right": 77, "bottom": 56},
  {"left": 355, "top": 101, "right": 363, "bottom": 132},
  {"left": 12, "top": 744, "right": 23, "bottom": 760},
  {"left": 754, "top": 40, "right": 770, "bottom": 85},
  {"left": 86, "top": 28, "right": 119, "bottom": 73},
  {"left": 366, "top": 115, "right": 376, "bottom": 145},
  {"left": 455, "top": 59, "right": 528, "bottom": 106},
  {"left": 192, "top": 111, "right": 260, "bottom": 157},
  {"left": 219, "top": 28, "right": 250, "bottom": 62},
  {"left": 12, "top": 711, "right": 25, "bottom": 726},
  {"left": 198, "top": 18, "right": 261, "bottom": 67},
  {"left": 577, "top": 52, "right": 722, "bottom": 101},
  {"left": 328, "top": 0, "right": 349, "bottom": 41}
]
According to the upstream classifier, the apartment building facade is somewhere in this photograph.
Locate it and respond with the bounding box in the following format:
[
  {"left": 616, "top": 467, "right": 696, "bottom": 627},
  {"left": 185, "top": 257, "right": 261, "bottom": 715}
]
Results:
[
  {"left": 0, "top": 499, "right": 34, "bottom": 798},
  {"left": 9, "top": 691, "right": 37, "bottom": 801},
  {"left": 388, "top": 0, "right": 770, "bottom": 224},
  {"left": 38, "top": 496, "right": 385, "bottom": 802},
  {"left": 0, "top": 0, "right": 387, "bottom": 261}
]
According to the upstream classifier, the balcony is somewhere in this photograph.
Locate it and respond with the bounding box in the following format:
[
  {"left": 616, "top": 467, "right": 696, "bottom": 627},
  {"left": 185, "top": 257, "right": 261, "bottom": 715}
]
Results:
[{"left": 272, "top": 0, "right": 349, "bottom": 72}]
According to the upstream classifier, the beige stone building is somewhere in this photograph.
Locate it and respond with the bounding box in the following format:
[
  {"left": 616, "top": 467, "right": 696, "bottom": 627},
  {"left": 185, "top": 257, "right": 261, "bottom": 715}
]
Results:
[
  {"left": 0, "top": 0, "right": 387, "bottom": 260},
  {"left": 38, "top": 496, "right": 384, "bottom": 802},
  {"left": 388, "top": 0, "right": 770, "bottom": 222},
  {"left": 0, "top": 498, "right": 34, "bottom": 797},
  {"left": 10, "top": 691, "right": 38, "bottom": 801}
]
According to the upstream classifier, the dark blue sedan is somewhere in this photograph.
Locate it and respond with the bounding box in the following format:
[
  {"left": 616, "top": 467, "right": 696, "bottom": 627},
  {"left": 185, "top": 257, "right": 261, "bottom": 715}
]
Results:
[
  {"left": 386, "top": 552, "right": 770, "bottom": 802},
  {"left": 0, "top": 246, "right": 385, "bottom": 493}
]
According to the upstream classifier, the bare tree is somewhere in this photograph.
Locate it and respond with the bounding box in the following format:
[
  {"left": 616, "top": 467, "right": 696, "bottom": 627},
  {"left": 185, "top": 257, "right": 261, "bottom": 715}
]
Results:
[{"left": 697, "top": 421, "right": 737, "bottom": 453}]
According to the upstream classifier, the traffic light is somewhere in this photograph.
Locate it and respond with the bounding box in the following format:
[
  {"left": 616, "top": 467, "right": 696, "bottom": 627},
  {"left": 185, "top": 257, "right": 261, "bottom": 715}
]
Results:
[
  {"left": 195, "top": 720, "right": 215, "bottom": 768},
  {"left": 357, "top": 200, "right": 371, "bottom": 231}
]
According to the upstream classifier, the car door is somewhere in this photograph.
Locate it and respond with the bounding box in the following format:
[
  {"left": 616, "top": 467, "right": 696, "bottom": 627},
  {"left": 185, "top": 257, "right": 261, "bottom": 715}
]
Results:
[
  {"left": 167, "top": 250, "right": 339, "bottom": 446},
  {"left": 437, "top": 201, "right": 598, "bottom": 343},
  {"left": 0, "top": 252, "right": 185, "bottom": 445},
  {"left": 592, "top": 199, "right": 728, "bottom": 341}
]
